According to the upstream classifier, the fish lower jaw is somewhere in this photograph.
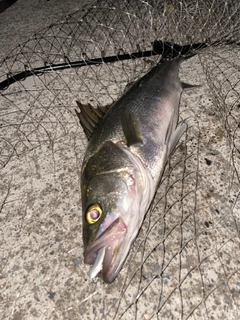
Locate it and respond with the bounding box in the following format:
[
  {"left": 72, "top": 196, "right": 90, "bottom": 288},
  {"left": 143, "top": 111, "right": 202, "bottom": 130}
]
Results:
[
  {"left": 87, "top": 246, "right": 106, "bottom": 279},
  {"left": 84, "top": 217, "right": 127, "bottom": 283},
  {"left": 86, "top": 243, "right": 119, "bottom": 283}
]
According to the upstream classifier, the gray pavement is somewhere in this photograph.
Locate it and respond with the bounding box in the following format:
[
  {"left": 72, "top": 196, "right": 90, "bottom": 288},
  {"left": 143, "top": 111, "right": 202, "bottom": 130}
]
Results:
[
  {"left": 0, "top": 0, "right": 90, "bottom": 59},
  {"left": 0, "top": 1, "right": 239, "bottom": 319}
]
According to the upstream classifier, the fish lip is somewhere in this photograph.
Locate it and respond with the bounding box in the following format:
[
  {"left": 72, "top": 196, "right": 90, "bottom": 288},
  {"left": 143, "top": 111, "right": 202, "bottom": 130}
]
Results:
[{"left": 84, "top": 217, "right": 127, "bottom": 281}]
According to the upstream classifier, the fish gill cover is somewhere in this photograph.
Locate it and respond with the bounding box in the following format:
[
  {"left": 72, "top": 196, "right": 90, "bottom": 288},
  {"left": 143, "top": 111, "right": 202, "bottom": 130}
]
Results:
[{"left": 0, "top": 0, "right": 239, "bottom": 319}]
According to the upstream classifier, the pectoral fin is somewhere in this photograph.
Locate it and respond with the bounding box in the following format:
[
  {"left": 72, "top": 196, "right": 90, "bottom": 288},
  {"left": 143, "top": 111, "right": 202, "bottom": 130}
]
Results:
[
  {"left": 167, "top": 123, "right": 187, "bottom": 157},
  {"left": 121, "top": 112, "right": 144, "bottom": 147}
]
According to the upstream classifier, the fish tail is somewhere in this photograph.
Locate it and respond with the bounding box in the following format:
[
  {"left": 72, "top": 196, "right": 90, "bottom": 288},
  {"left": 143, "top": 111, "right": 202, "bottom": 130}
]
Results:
[{"left": 153, "top": 40, "right": 207, "bottom": 61}]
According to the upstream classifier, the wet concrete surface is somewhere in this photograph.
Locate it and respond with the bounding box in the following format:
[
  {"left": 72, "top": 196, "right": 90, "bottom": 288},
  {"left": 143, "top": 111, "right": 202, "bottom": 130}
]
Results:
[{"left": 0, "top": 1, "right": 239, "bottom": 319}]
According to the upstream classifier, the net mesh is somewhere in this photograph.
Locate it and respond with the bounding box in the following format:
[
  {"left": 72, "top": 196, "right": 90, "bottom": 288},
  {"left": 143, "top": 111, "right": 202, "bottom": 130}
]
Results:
[{"left": 0, "top": 1, "right": 239, "bottom": 319}]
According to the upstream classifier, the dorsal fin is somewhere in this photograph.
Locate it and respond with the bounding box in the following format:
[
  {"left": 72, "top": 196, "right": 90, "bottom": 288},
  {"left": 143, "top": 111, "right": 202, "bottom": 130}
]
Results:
[{"left": 75, "top": 101, "right": 109, "bottom": 140}]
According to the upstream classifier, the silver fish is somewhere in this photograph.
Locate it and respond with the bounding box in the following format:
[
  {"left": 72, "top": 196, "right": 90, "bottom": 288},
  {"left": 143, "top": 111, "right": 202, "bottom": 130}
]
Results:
[{"left": 76, "top": 56, "right": 198, "bottom": 283}]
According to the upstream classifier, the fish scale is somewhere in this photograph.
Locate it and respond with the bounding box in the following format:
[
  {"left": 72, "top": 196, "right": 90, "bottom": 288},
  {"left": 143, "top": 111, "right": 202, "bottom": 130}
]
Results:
[{"left": 77, "top": 54, "right": 199, "bottom": 283}]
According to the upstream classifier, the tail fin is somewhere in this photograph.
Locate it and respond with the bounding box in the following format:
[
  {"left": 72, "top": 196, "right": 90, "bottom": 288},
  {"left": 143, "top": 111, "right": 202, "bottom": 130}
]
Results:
[{"left": 153, "top": 40, "right": 207, "bottom": 61}]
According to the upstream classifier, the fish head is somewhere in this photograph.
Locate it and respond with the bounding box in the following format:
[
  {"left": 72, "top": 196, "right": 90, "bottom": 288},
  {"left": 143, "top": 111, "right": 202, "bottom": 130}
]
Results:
[{"left": 81, "top": 141, "right": 153, "bottom": 283}]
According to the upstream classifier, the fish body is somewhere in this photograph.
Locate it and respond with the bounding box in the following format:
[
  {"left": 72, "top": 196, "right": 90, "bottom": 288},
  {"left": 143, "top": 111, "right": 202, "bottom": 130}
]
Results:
[{"left": 78, "top": 56, "right": 198, "bottom": 283}]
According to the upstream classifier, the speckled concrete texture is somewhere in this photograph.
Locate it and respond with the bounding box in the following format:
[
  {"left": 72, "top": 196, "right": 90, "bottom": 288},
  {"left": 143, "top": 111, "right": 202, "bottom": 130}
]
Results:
[
  {"left": 0, "top": 1, "right": 239, "bottom": 319},
  {"left": 0, "top": 0, "right": 91, "bottom": 59}
]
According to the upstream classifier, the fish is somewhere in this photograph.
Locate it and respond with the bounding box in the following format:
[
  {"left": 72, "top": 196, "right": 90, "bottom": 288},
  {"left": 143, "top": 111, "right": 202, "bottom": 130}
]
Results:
[{"left": 76, "top": 54, "right": 199, "bottom": 283}]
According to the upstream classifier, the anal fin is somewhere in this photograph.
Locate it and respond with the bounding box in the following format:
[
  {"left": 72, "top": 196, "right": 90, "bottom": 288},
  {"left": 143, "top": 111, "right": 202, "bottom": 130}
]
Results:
[
  {"left": 181, "top": 82, "right": 201, "bottom": 91},
  {"left": 167, "top": 123, "right": 187, "bottom": 157}
]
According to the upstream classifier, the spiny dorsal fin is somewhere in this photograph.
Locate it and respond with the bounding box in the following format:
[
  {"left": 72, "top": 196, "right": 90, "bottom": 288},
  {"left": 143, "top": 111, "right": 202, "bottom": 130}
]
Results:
[
  {"left": 75, "top": 101, "right": 109, "bottom": 140},
  {"left": 121, "top": 112, "right": 144, "bottom": 147}
]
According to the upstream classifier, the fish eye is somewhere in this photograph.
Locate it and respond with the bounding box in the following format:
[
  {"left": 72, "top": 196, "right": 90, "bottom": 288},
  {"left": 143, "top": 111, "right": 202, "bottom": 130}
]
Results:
[{"left": 86, "top": 204, "right": 102, "bottom": 224}]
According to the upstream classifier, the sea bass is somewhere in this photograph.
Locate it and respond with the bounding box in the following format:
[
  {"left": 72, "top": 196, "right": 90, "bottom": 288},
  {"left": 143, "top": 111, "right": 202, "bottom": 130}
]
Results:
[{"left": 76, "top": 55, "right": 198, "bottom": 283}]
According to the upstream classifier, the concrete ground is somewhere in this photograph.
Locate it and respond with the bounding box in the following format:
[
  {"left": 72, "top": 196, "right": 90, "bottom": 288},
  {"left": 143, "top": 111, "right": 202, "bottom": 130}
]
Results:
[
  {"left": 0, "top": 1, "right": 239, "bottom": 319},
  {"left": 0, "top": 0, "right": 91, "bottom": 59}
]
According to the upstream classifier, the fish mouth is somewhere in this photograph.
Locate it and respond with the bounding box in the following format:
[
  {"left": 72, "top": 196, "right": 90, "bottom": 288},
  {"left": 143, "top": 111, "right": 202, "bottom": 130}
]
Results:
[{"left": 84, "top": 217, "right": 127, "bottom": 283}]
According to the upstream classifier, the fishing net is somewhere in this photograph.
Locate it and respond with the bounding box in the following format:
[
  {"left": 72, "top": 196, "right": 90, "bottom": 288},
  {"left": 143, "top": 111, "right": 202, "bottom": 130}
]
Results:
[{"left": 0, "top": 0, "right": 239, "bottom": 319}]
